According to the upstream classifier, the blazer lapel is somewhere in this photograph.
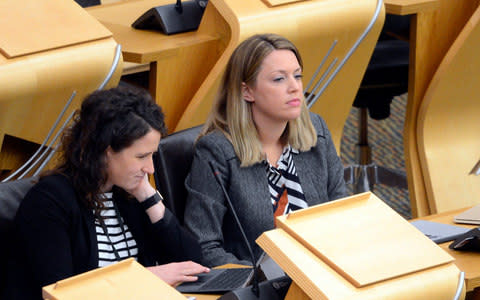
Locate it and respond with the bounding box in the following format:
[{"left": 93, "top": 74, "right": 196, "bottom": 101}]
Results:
[
  {"left": 80, "top": 204, "right": 99, "bottom": 269},
  {"left": 293, "top": 151, "right": 320, "bottom": 205}
]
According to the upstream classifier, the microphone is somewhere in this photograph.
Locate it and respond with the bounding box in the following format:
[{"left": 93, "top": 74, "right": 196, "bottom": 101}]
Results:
[
  {"left": 208, "top": 161, "right": 260, "bottom": 297},
  {"left": 131, "top": 0, "right": 207, "bottom": 35}
]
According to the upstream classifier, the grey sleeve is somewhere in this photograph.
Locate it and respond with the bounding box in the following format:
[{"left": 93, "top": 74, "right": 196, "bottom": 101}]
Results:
[
  {"left": 183, "top": 136, "right": 246, "bottom": 267},
  {"left": 312, "top": 113, "right": 348, "bottom": 200}
]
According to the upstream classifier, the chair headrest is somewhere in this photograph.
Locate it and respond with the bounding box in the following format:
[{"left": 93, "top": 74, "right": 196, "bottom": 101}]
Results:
[
  {"left": 0, "top": 176, "right": 37, "bottom": 224},
  {"left": 154, "top": 125, "right": 202, "bottom": 223}
]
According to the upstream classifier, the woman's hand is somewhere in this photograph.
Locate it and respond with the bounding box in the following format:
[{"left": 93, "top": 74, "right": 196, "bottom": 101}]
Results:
[
  {"left": 126, "top": 174, "right": 166, "bottom": 223},
  {"left": 147, "top": 261, "right": 210, "bottom": 287},
  {"left": 126, "top": 174, "right": 156, "bottom": 202}
]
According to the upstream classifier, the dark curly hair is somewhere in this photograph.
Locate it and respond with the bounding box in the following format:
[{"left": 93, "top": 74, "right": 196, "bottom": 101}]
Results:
[{"left": 54, "top": 85, "right": 166, "bottom": 214}]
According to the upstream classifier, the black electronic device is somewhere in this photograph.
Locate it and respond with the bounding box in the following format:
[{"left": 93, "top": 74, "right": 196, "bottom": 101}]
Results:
[
  {"left": 217, "top": 275, "right": 292, "bottom": 300},
  {"left": 131, "top": 0, "right": 207, "bottom": 35},
  {"left": 176, "top": 267, "right": 254, "bottom": 294},
  {"left": 449, "top": 227, "right": 480, "bottom": 252}
]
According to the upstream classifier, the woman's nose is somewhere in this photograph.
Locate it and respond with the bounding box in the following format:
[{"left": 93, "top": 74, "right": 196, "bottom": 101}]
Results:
[
  {"left": 142, "top": 157, "right": 155, "bottom": 174},
  {"left": 289, "top": 76, "right": 301, "bottom": 91}
]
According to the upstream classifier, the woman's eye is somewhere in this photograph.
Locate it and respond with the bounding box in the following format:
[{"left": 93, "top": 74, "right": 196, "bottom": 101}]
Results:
[
  {"left": 295, "top": 74, "right": 303, "bottom": 80},
  {"left": 273, "top": 77, "right": 285, "bottom": 82}
]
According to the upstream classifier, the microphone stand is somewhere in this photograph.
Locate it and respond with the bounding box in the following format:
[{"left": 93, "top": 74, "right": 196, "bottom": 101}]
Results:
[
  {"left": 470, "top": 159, "right": 480, "bottom": 176},
  {"left": 209, "top": 162, "right": 260, "bottom": 297},
  {"left": 175, "top": 0, "right": 183, "bottom": 13}
]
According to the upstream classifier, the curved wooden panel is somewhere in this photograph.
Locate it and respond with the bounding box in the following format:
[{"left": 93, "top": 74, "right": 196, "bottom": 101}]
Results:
[
  {"left": 416, "top": 5, "right": 480, "bottom": 213},
  {"left": 399, "top": 0, "right": 480, "bottom": 217},
  {"left": 0, "top": 38, "right": 122, "bottom": 143},
  {"left": 0, "top": 0, "right": 123, "bottom": 172},
  {"left": 175, "top": 0, "right": 385, "bottom": 153}
]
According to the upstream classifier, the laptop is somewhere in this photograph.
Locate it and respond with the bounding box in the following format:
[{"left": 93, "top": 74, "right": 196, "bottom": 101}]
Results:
[
  {"left": 176, "top": 267, "right": 254, "bottom": 293},
  {"left": 454, "top": 204, "right": 480, "bottom": 225},
  {"left": 411, "top": 220, "right": 471, "bottom": 243},
  {"left": 176, "top": 252, "right": 284, "bottom": 294}
]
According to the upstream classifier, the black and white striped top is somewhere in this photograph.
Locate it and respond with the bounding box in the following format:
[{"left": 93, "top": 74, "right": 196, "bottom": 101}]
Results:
[
  {"left": 94, "top": 193, "right": 138, "bottom": 267},
  {"left": 266, "top": 145, "right": 308, "bottom": 217}
]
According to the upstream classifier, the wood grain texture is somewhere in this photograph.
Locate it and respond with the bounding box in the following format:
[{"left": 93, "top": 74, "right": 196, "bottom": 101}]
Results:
[
  {"left": 257, "top": 193, "right": 465, "bottom": 299},
  {"left": 416, "top": 5, "right": 480, "bottom": 213},
  {"left": 275, "top": 192, "right": 453, "bottom": 288},
  {"left": 0, "top": 1, "right": 122, "bottom": 173},
  {"left": 42, "top": 258, "right": 187, "bottom": 299},
  {"left": 385, "top": 0, "right": 480, "bottom": 217},
  {"left": 0, "top": 0, "right": 111, "bottom": 58}
]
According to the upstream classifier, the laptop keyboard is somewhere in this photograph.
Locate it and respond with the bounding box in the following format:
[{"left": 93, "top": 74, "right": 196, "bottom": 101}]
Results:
[{"left": 201, "top": 268, "right": 252, "bottom": 290}]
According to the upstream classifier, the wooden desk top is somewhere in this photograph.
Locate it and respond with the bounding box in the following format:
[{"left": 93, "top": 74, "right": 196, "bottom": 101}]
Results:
[
  {"left": 417, "top": 208, "right": 480, "bottom": 292},
  {"left": 384, "top": 0, "right": 439, "bottom": 15},
  {"left": 86, "top": 0, "right": 217, "bottom": 63}
]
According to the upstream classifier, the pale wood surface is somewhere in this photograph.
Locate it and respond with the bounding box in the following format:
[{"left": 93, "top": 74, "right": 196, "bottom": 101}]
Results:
[
  {"left": 0, "top": 0, "right": 122, "bottom": 173},
  {"left": 0, "top": 39, "right": 122, "bottom": 144},
  {"left": 122, "top": 62, "right": 149, "bottom": 75},
  {"left": 174, "top": 0, "right": 385, "bottom": 154},
  {"left": 257, "top": 223, "right": 462, "bottom": 299},
  {"left": 418, "top": 208, "right": 480, "bottom": 293},
  {"left": 384, "top": 0, "right": 480, "bottom": 217},
  {"left": 262, "top": 0, "right": 307, "bottom": 7},
  {"left": 416, "top": 5, "right": 480, "bottom": 214},
  {"left": 384, "top": 0, "right": 438, "bottom": 15},
  {"left": 0, "top": 0, "right": 111, "bottom": 58},
  {"left": 42, "top": 259, "right": 187, "bottom": 300},
  {"left": 275, "top": 192, "right": 453, "bottom": 288},
  {"left": 284, "top": 282, "right": 310, "bottom": 300},
  {"left": 43, "top": 261, "right": 248, "bottom": 300}
]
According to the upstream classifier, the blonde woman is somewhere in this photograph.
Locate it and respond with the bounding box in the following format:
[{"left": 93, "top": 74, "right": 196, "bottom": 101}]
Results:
[{"left": 184, "top": 34, "right": 347, "bottom": 267}]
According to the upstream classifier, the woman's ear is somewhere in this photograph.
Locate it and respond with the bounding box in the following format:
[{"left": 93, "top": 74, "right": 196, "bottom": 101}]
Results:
[
  {"left": 105, "top": 146, "right": 113, "bottom": 160},
  {"left": 242, "top": 82, "right": 254, "bottom": 103}
]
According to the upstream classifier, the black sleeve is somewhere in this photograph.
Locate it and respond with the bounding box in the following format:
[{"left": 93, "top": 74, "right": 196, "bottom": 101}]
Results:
[
  {"left": 13, "top": 178, "right": 78, "bottom": 290},
  {"left": 148, "top": 208, "right": 203, "bottom": 264}
]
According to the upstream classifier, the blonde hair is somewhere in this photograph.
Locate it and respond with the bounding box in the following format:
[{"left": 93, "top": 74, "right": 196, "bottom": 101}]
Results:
[{"left": 201, "top": 33, "right": 317, "bottom": 166}]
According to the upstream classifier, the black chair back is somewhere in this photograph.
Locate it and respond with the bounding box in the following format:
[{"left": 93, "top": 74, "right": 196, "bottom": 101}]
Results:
[
  {"left": 353, "top": 14, "right": 410, "bottom": 119},
  {"left": 153, "top": 126, "right": 202, "bottom": 224},
  {"left": 0, "top": 177, "right": 36, "bottom": 295}
]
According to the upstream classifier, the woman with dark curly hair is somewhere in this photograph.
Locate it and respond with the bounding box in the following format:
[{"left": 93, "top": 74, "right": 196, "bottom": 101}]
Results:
[{"left": 4, "top": 85, "right": 209, "bottom": 299}]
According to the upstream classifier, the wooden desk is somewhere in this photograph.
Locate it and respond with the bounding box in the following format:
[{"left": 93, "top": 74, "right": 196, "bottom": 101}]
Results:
[
  {"left": 383, "top": 0, "right": 480, "bottom": 217},
  {"left": 87, "top": 0, "right": 223, "bottom": 132},
  {"left": 0, "top": 0, "right": 122, "bottom": 174},
  {"left": 384, "top": 0, "right": 437, "bottom": 15},
  {"left": 419, "top": 208, "right": 480, "bottom": 294},
  {"left": 184, "top": 293, "right": 219, "bottom": 300}
]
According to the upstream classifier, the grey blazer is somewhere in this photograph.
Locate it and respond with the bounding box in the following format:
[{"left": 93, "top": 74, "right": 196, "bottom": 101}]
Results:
[{"left": 184, "top": 113, "right": 347, "bottom": 267}]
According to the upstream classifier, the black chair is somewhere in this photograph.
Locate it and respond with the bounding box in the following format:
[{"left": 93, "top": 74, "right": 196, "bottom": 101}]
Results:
[
  {"left": 153, "top": 125, "right": 202, "bottom": 225},
  {"left": 344, "top": 15, "right": 410, "bottom": 193},
  {"left": 0, "top": 177, "right": 37, "bottom": 296}
]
